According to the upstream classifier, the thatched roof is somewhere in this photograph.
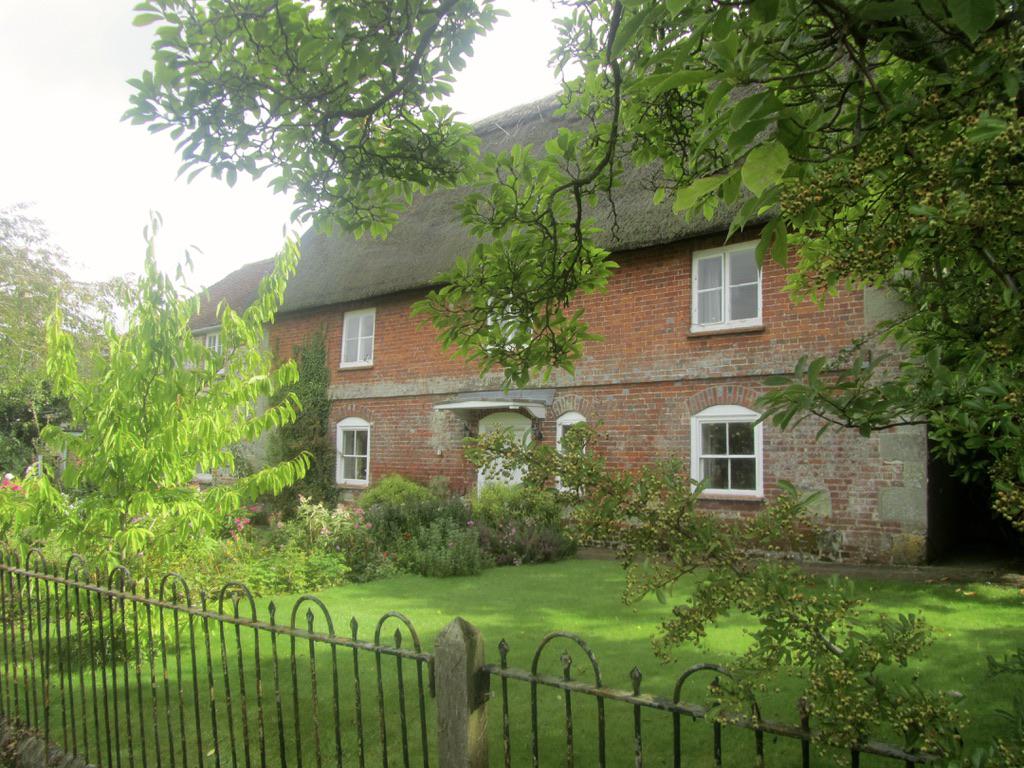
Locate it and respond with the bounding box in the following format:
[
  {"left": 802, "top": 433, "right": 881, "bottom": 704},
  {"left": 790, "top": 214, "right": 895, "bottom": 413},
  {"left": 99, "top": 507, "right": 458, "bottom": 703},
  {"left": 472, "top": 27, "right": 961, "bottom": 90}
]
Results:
[
  {"left": 282, "top": 95, "right": 735, "bottom": 314},
  {"left": 191, "top": 257, "right": 276, "bottom": 330}
]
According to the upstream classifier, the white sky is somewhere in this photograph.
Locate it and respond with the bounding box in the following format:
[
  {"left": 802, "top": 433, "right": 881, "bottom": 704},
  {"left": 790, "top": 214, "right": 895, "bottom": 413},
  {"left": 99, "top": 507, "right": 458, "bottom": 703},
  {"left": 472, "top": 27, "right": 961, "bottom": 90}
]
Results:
[{"left": 0, "top": 0, "right": 567, "bottom": 291}]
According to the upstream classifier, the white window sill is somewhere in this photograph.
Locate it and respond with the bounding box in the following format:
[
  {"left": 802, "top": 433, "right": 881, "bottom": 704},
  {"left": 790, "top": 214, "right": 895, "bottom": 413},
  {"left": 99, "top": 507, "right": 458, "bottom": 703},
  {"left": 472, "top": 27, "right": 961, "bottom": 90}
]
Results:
[
  {"left": 688, "top": 321, "right": 764, "bottom": 337},
  {"left": 699, "top": 490, "right": 764, "bottom": 501},
  {"left": 339, "top": 362, "right": 374, "bottom": 370},
  {"left": 337, "top": 480, "right": 369, "bottom": 489}
]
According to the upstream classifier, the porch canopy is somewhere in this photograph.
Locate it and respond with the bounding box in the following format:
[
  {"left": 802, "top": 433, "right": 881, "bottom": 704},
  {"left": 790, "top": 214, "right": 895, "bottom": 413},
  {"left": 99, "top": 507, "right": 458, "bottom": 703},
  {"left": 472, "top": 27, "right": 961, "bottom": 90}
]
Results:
[{"left": 432, "top": 389, "right": 555, "bottom": 420}]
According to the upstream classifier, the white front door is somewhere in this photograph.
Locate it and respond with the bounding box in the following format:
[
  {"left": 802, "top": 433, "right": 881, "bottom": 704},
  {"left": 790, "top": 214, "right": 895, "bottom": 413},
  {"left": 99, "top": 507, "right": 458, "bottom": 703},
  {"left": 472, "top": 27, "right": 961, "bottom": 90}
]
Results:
[{"left": 476, "top": 412, "right": 533, "bottom": 489}]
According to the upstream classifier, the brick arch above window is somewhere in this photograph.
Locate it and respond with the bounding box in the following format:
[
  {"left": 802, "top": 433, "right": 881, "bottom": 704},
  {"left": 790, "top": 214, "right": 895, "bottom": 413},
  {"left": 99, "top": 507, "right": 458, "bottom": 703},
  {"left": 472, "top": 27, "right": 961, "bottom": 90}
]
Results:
[
  {"left": 333, "top": 403, "right": 371, "bottom": 422},
  {"left": 550, "top": 394, "right": 594, "bottom": 421},
  {"left": 681, "top": 385, "right": 761, "bottom": 419}
]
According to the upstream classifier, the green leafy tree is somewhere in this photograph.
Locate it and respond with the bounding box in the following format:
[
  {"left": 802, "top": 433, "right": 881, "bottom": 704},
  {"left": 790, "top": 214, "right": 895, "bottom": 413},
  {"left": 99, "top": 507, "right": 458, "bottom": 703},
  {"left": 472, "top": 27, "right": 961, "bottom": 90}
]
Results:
[
  {"left": 0, "top": 205, "right": 120, "bottom": 471},
  {"left": 126, "top": 0, "right": 502, "bottom": 236},
  {"left": 269, "top": 327, "right": 337, "bottom": 510},
  {"left": 3, "top": 220, "right": 309, "bottom": 569}
]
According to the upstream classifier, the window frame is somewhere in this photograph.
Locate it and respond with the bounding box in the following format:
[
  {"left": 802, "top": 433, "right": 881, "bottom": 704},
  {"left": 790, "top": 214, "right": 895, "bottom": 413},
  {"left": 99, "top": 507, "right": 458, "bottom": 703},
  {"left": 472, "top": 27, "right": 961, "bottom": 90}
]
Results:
[
  {"left": 555, "top": 411, "right": 587, "bottom": 454},
  {"left": 689, "top": 405, "right": 763, "bottom": 498},
  {"left": 336, "top": 417, "right": 371, "bottom": 487},
  {"left": 203, "top": 331, "right": 222, "bottom": 354},
  {"left": 690, "top": 242, "right": 762, "bottom": 333},
  {"left": 340, "top": 308, "right": 376, "bottom": 369},
  {"left": 555, "top": 411, "right": 587, "bottom": 492}
]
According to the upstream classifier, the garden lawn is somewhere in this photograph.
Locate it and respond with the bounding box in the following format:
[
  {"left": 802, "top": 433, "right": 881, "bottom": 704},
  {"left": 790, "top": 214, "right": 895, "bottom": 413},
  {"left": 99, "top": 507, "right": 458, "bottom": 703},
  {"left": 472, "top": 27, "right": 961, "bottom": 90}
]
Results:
[
  {"left": 24, "top": 559, "right": 1023, "bottom": 768},
  {"left": 304, "top": 558, "right": 1022, "bottom": 766}
]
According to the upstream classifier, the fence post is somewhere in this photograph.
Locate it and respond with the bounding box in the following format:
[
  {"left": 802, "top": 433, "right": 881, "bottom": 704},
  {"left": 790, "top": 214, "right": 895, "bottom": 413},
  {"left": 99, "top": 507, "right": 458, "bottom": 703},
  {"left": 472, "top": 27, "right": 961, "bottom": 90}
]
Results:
[{"left": 434, "top": 617, "right": 488, "bottom": 768}]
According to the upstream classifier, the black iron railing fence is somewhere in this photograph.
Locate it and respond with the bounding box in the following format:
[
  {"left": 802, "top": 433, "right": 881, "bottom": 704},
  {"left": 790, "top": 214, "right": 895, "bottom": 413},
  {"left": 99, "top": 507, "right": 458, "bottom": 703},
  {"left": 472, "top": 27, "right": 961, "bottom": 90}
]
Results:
[
  {"left": 0, "top": 550, "right": 932, "bottom": 767},
  {"left": 0, "top": 551, "right": 431, "bottom": 768}
]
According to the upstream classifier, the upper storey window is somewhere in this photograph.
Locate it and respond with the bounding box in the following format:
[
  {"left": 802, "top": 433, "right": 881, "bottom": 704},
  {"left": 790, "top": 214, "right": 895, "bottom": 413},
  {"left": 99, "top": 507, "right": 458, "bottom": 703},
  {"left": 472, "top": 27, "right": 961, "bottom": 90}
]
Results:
[
  {"left": 203, "top": 330, "right": 222, "bottom": 354},
  {"left": 691, "top": 243, "right": 761, "bottom": 332},
  {"left": 341, "top": 308, "right": 375, "bottom": 367}
]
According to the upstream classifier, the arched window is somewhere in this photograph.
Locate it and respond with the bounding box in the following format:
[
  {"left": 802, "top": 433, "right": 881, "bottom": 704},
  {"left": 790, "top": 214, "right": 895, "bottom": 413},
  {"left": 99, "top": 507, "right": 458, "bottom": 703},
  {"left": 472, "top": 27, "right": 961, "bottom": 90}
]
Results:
[
  {"left": 555, "top": 411, "right": 587, "bottom": 492},
  {"left": 336, "top": 417, "right": 370, "bottom": 486},
  {"left": 555, "top": 411, "right": 587, "bottom": 454},
  {"left": 690, "top": 405, "right": 762, "bottom": 496}
]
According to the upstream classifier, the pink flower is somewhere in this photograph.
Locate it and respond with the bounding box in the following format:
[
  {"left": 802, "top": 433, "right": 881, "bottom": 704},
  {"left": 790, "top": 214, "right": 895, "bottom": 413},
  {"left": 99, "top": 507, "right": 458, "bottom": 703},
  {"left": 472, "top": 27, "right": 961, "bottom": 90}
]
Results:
[
  {"left": 363, "top": 522, "right": 372, "bottom": 529},
  {"left": 466, "top": 520, "right": 475, "bottom": 527}
]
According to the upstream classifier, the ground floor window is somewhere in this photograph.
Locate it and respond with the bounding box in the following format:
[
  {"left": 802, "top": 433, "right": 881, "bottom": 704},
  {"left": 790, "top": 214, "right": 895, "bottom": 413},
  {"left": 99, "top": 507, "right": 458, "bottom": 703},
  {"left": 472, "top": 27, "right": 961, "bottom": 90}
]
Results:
[
  {"left": 336, "top": 417, "right": 370, "bottom": 486},
  {"left": 690, "top": 405, "right": 762, "bottom": 496},
  {"left": 555, "top": 411, "right": 587, "bottom": 453}
]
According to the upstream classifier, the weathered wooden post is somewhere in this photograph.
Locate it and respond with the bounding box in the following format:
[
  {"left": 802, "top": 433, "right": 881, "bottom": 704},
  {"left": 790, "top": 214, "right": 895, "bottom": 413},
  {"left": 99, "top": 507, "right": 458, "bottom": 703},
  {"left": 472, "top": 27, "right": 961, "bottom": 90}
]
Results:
[{"left": 434, "top": 617, "right": 489, "bottom": 768}]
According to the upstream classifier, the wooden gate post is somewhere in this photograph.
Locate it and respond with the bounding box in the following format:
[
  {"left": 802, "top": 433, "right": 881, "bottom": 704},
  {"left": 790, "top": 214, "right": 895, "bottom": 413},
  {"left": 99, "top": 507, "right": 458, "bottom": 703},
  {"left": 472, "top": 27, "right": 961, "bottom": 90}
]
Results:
[{"left": 434, "top": 617, "right": 489, "bottom": 768}]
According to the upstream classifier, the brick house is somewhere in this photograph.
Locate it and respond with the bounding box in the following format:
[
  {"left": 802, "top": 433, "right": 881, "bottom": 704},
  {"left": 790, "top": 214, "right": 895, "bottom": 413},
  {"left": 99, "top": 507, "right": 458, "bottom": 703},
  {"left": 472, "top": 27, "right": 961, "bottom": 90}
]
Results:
[{"left": 203, "top": 98, "right": 933, "bottom": 563}]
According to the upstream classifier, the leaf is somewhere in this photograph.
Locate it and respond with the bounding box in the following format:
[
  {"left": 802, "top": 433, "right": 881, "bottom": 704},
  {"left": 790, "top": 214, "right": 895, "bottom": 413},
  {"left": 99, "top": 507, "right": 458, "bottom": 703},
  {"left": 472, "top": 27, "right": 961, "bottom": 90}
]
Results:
[
  {"left": 965, "top": 115, "right": 1008, "bottom": 143},
  {"left": 647, "top": 69, "right": 713, "bottom": 97},
  {"left": 741, "top": 141, "right": 789, "bottom": 196},
  {"left": 673, "top": 174, "right": 727, "bottom": 213},
  {"left": 611, "top": 6, "right": 655, "bottom": 59},
  {"left": 750, "top": 0, "right": 780, "bottom": 22},
  {"left": 947, "top": 0, "right": 997, "bottom": 41},
  {"left": 133, "top": 12, "right": 163, "bottom": 26}
]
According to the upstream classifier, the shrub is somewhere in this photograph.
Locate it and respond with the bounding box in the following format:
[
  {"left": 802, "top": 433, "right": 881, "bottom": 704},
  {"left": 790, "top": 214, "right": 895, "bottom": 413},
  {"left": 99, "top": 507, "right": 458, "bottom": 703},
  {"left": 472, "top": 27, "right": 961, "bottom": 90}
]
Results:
[
  {"left": 403, "top": 518, "right": 487, "bottom": 577},
  {"left": 222, "top": 540, "right": 350, "bottom": 595},
  {"left": 472, "top": 484, "right": 564, "bottom": 527},
  {"left": 476, "top": 519, "right": 576, "bottom": 566},
  {"left": 356, "top": 475, "right": 491, "bottom": 577},
  {"left": 360, "top": 475, "right": 467, "bottom": 551},
  {"left": 278, "top": 497, "right": 391, "bottom": 583},
  {"left": 471, "top": 484, "right": 575, "bottom": 565}
]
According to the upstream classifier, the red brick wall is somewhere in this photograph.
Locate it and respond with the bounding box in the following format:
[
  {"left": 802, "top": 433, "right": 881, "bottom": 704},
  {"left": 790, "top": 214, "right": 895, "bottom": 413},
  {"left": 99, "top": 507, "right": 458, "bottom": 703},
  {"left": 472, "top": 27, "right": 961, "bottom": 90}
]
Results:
[
  {"left": 270, "top": 234, "right": 926, "bottom": 563},
  {"left": 271, "top": 234, "right": 865, "bottom": 388}
]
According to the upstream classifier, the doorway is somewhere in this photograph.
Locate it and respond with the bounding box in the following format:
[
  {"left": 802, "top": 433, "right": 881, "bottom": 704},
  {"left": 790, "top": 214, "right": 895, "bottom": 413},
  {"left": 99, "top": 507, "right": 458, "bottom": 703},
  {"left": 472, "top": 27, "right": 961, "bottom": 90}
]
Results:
[{"left": 476, "top": 412, "right": 533, "bottom": 489}]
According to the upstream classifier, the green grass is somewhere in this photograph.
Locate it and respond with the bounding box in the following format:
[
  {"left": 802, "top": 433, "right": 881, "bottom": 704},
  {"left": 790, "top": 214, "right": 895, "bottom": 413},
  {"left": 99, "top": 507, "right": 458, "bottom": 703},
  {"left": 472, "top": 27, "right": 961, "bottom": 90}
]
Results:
[
  {"left": 308, "top": 559, "right": 1024, "bottom": 765},
  {"left": 7, "top": 559, "right": 1023, "bottom": 767}
]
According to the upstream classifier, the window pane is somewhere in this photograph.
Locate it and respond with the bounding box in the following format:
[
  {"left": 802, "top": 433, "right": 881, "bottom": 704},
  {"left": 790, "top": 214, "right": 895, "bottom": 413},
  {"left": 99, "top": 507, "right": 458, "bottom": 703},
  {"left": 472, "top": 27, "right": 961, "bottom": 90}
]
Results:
[
  {"left": 729, "top": 284, "right": 759, "bottom": 320},
  {"left": 702, "top": 458, "right": 729, "bottom": 489},
  {"left": 342, "top": 336, "right": 358, "bottom": 363},
  {"left": 354, "top": 457, "right": 368, "bottom": 481},
  {"left": 728, "top": 422, "right": 755, "bottom": 455},
  {"left": 342, "top": 430, "right": 354, "bottom": 454},
  {"left": 354, "top": 429, "right": 368, "bottom": 457},
  {"left": 697, "top": 289, "right": 723, "bottom": 324},
  {"left": 360, "top": 313, "right": 375, "bottom": 337},
  {"left": 361, "top": 335, "right": 374, "bottom": 362},
  {"left": 730, "top": 458, "right": 757, "bottom": 490},
  {"left": 344, "top": 316, "right": 359, "bottom": 342},
  {"left": 697, "top": 256, "right": 723, "bottom": 289},
  {"left": 729, "top": 248, "right": 758, "bottom": 285},
  {"left": 701, "top": 422, "right": 727, "bottom": 455},
  {"left": 343, "top": 456, "right": 357, "bottom": 480}
]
